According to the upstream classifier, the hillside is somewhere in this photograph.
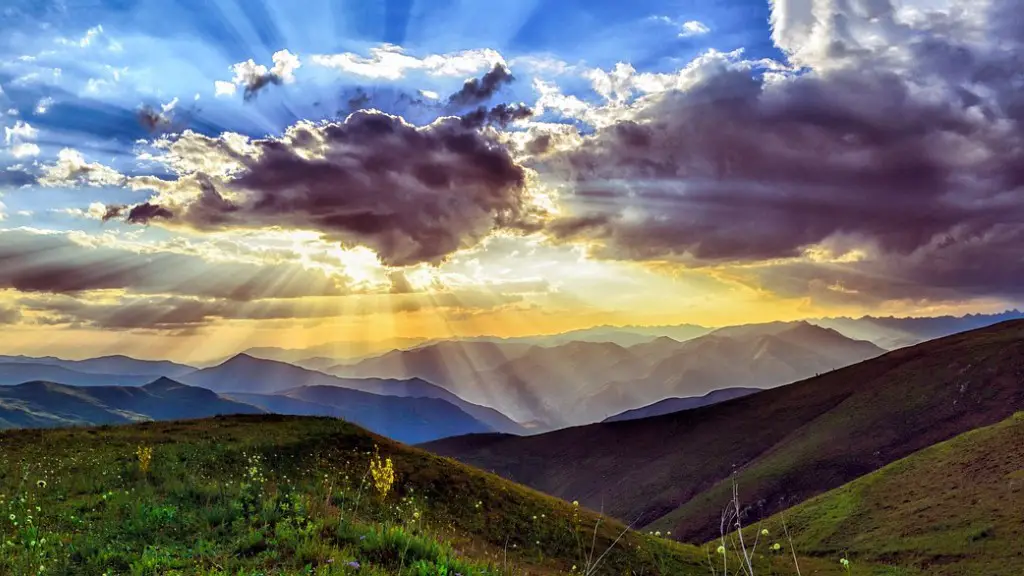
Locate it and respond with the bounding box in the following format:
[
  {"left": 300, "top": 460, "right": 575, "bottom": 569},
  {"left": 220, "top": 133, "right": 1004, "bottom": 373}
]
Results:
[
  {"left": 756, "top": 412, "right": 1024, "bottom": 575},
  {"left": 231, "top": 385, "right": 495, "bottom": 444},
  {"left": 0, "top": 415, "right": 857, "bottom": 576},
  {"left": 603, "top": 388, "right": 761, "bottom": 422},
  {"left": 0, "top": 378, "right": 263, "bottom": 428},
  {"left": 425, "top": 320, "right": 1024, "bottom": 544}
]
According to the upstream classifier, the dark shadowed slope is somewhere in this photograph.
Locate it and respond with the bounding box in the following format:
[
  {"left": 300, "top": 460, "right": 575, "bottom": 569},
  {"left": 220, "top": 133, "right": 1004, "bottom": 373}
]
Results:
[
  {"left": 0, "top": 363, "right": 157, "bottom": 387},
  {"left": 228, "top": 385, "right": 493, "bottom": 444},
  {"left": 0, "top": 378, "right": 263, "bottom": 428},
  {"left": 0, "top": 354, "right": 195, "bottom": 377},
  {"left": 755, "top": 411, "right": 1024, "bottom": 576},
  {"left": 603, "top": 387, "right": 762, "bottom": 422},
  {"left": 424, "top": 320, "right": 1024, "bottom": 543},
  {"left": 180, "top": 354, "right": 521, "bottom": 434}
]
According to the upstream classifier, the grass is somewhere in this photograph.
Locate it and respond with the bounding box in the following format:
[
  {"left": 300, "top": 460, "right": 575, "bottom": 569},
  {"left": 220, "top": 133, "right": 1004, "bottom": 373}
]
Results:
[
  {"left": 748, "top": 412, "right": 1024, "bottom": 575},
  {"left": 0, "top": 414, "right": 851, "bottom": 576}
]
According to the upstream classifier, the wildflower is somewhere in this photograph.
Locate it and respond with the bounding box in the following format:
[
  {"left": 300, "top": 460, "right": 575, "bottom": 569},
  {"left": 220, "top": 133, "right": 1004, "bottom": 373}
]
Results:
[
  {"left": 347, "top": 561, "right": 360, "bottom": 569},
  {"left": 772, "top": 543, "right": 782, "bottom": 551},
  {"left": 572, "top": 500, "right": 579, "bottom": 507},
  {"left": 655, "top": 531, "right": 661, "bottom": 537},
  {"left": 413, "top": 511, "right": 421, "bottom": 520},
  {"left": 36, "top": 480, "right": 46, "bottom": 489},
  {"left": 761, "top": 528, "right": 769, "bottom": 536},
  {"left": 840, "top": 558, "right": 850, "bottom": 568},
  {"left": 717, "top": 545, "right": 726, "bottom": 555},
  {"left": 8, "top": 514, "right": 14, "bottom": 521},
  {"left": 369, "top": 448, "right": 395, "bottom": 500}
]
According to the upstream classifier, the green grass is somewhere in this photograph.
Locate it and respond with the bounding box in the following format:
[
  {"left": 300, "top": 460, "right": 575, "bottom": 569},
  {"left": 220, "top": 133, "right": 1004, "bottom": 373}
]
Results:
[
  {"left": 747, "top": 412, "right": 1024, "bottom": 575},
  {"left": 0, "top": 414, "right": 847, "bottom": 576}
]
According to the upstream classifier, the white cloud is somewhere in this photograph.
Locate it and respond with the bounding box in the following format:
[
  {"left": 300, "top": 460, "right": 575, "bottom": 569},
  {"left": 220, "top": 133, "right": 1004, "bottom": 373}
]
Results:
[
  {"left": 34, "top": 97, "right": 54, "bottom": 114},
  {"left": 679, "top": 20, "right": 711, "bottom": 37},
  {"left": 214, "top": 81, "right": 237, "bottom": 97},
  {"left": 311, "top": 44, "right": 504, "bottom": 80},
  {"left": 4, "top": 120, "right": 38, "bottom": 144},
  {"left": 228, "top": 49, "right": 301, "bottom": 89},
  {"left": 39, "top": 148, "right": 126, "bottom": 188},
  {"left": 161, "top": 97, "right": 179, "bottom": 113},
  {"left": 10, "top": 143, "right": 41, "bottom": 158}
]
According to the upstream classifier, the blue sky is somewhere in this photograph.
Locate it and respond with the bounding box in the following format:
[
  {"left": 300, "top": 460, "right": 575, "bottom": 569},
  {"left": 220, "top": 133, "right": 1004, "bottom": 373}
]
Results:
[
  {"left": 4, "top": 0, "right": 1020, "bottom": 360},
  {"left": 0, "top": 0, "right": 778, "bottom": 227}
]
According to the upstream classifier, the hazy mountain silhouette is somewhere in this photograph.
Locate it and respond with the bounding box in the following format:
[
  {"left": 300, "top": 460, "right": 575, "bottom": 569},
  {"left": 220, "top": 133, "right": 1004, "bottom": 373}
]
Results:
[
  {"left": 602, "top": 387, "right": 761, "bottom": 422},
  {"left": 0, "top": 378, "right": 262, "bottom": 429},
  {"left": 180, "top": 353, "right": 519, "bottom": 434},
  {"left": 0, "top": 355, "right": 194, "bottom": 377},
  {"left": 0, "top": 363, "right": 156, "bottom": 387},
  {"left": 229, "top": 385, "right": 492, "bottom": 443}
]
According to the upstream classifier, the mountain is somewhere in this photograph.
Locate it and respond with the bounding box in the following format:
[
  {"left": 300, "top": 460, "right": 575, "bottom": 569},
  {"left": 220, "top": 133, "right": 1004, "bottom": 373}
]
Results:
[
  {"left": 1, "top": 415, "right": 846, "bottom": 576},
  {"left": 180, "top": 353, "right": 347, "bottom": 394},
  {"left": 757, "top": 411, "right": 1024, "bottom": 575},
  {"left": 180, "top": 353, "right": 521, "bottom": 434},
  {"left": 575, "top": 322, "right": 885, "bottom": 422},
  {"left": 0, "top": 378, "right": 263, "bottom": 429},
  {"left": 0, "top": 354, "right": 195, "bottom": 377},
  {"left": 424, "top": 320, "right": 1024, "bottom": 543},
  {"left": 449, "top": 324, "right": 712, "bottom": 348},
  {"left": 0, "top": 363, "right": 157, "bottom": 387},
  {"left": 602, "top": 387, "right": 762, "bottom": 422},
  {"left": 340, "top": 323, "right": 884, "bottom": 428},
  {"left": 230, "top": 385, "right": 493, "bottom": 444},
  {"left": 237, "top": 337, "right": 427, "bottom": 366},
  {"left": 811, "top": 309, "right": 1024, "bottom": 349}
]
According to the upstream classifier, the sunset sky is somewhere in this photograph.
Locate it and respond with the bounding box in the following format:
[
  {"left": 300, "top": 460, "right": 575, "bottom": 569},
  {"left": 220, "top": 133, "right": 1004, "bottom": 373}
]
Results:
[{"left": 1, "top": 0, "right": 1022, "bottom": 362}]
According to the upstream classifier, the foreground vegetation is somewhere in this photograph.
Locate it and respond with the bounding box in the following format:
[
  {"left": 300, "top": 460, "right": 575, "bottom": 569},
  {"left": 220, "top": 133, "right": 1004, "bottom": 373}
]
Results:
[
  {"left": 0, "top": 414, "right": 863, "bottom": 576},
  {"left": 753, "top": 412, "right": 1024, "bottom": 575}
]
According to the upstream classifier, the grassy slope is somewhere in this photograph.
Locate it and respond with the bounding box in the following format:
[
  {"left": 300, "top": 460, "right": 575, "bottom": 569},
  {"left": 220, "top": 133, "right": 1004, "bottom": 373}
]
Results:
[
  {"left": 752, "top": 412, "right": 1024, "bottom": 575},
  {"left": 0, "top": 415, "right": 854, "bottom": 576},
  {"left": 426, "top": 320, "right": 1024, "bottom": 544}
]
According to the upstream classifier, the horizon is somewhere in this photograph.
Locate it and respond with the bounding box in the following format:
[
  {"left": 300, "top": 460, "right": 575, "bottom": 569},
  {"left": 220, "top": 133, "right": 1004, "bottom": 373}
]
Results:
[{"left": 3, "top": 0, "right": 1024, "bottom": 363}]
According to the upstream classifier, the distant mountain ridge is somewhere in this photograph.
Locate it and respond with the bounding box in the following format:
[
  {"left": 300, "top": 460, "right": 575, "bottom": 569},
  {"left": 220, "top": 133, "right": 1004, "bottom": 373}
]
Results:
[
  {"left": 0, "top": 378, "right": 262, "bottom": 429},
  {"left": 336, "top": 322, "right": 884, "bottom": 427},
  {"left": 0, "top": 354, "right": 195, "bottom": 377},
  {"left": 602, "top": 387, "right": 762, "bottom": 422}
]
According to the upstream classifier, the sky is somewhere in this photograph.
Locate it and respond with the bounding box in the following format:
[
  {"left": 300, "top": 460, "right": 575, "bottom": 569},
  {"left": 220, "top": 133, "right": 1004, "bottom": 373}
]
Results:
[{"left": 1, "top": 0, "right": 1022, "bottom": 362}]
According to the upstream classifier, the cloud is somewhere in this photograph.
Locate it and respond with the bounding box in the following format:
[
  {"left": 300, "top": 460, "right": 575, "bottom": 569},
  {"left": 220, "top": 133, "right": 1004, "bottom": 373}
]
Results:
[
  {"left": 311, "top": 44, "right": 504, "bottom": 80},
  {"left": 124, "top": 110, "right": 546, "bottom": 267},
  {"left": 226, "top": 49, "right": 301, "bottom": 101},
  {"left": 447, "top": 63, "right": 514, "bottom": 109},
  {"left": 0, "top": 229, "right": 349, "bottom": 301},
  {"left": 679, "top": 21, "right": 711, "bottom": 37},
  {"left": 10, "top": 143, "right": 40, "bottom": 158},
  {"left": 539, "top": 1, "right": 1024, "bottom": 305},
  {"left": 0, "top": 304, "right": 21, "bottom": 325},
  {"left": 39, "top": 148, "right": 126, "bottom": 187},
  {"left": 214, "top": 81, "right": 237, "bottom": 97},
  {"left": 4, "top": 120, "right": 39, "bottom": 157}
]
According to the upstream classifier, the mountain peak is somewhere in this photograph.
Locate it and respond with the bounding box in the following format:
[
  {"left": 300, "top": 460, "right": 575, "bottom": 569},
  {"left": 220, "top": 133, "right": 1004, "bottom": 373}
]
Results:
[{"left": 143, "top": 376, "right": 187, "bottom": 390}]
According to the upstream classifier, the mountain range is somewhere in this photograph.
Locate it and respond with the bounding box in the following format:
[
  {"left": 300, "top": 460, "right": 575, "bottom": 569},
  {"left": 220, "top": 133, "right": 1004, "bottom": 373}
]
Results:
[
  {"left": 332, "top": 321, "right": 885, "bottom": 426},
  {"left": 424, "top": 319, "right": 1024, "bottom": 543},
  {"left": 0, "top": 377, "right": 263, "bottom": 428}
]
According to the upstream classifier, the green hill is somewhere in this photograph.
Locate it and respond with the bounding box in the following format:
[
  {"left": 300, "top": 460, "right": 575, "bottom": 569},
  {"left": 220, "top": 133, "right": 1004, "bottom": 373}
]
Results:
[
  {"left": 426, "top": 320, "right": 1024, "bottom": 544},
  {"left": 0, "top": 415, "right": 858, "bottom": 576},
  {"left": 752, "top": 412, "right": 1024, "bottom": 575}
]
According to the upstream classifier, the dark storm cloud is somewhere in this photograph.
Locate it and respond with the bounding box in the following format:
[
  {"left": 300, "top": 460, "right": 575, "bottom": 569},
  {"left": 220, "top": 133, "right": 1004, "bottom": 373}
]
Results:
[
  {"left": 459, "top": 103, "right": 534, "bottom": 129},
  {"left": 125, "top": 202, "right": 173, "bottom": 224},
  {"left": 447, "top": 64, "right": 514, "bottom": 109},
  {"left": 539, "top": 7, "right": 1024, "bottom": 304},
  {"left": 242, "top": 73, "right": 282, "bottom": 101},
  {"left": 0, "top": 229, "right": 348, "bottom": 300},
  {"left": 130, "top": 110, "right": 543, "bottom": 267}
]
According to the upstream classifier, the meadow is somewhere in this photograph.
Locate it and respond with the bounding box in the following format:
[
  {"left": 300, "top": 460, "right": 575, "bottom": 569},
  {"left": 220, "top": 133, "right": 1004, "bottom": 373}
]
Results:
[{"left": 0, "top": 415, "right": 873, "bottom": 576}]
